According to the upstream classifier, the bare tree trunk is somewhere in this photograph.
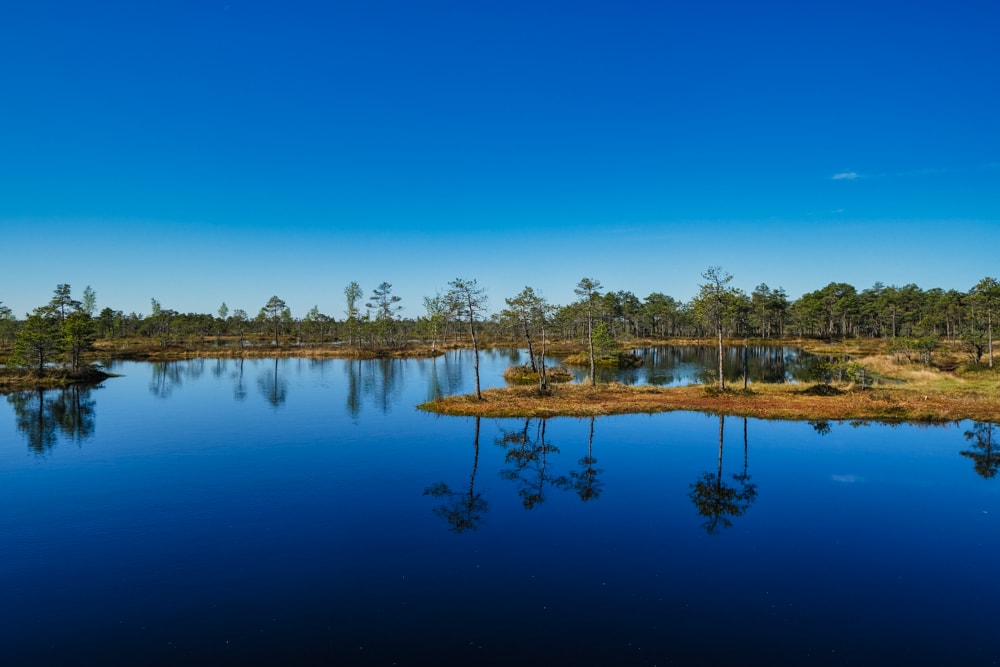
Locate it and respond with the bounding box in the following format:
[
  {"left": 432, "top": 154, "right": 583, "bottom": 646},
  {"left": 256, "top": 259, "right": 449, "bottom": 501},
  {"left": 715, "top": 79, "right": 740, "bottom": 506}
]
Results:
[
  {"left": 989, "top": 310, "right": 994, "bottom": 368},
  {"left": 743, "top": 336, "right": 749, "bottom": 390},
  {"left": 588, "top": 309, "right": 596, "bottom": 386},
  {"left": 743, "top": 416, "right": 748, "bottom": 475},
  {"left": 467, "top": 417, "right": 481, "bottom": 512},
  {"left": 717, "top": 324, "right": 725, "bottom": 390},
  {"left": 588, "top": 416, "right": 595, "bottom": 461},
  {"left": 467, "top": 296, "right": 482, "bottom": 400},
  {"left": 523, "top": 317, "right": 537, "bottom": 372},
  {"left": 539, "top": 318, "right": 548, "bottom": 393},
  {"left": 717, "top": 414, "right": 725, "bottom": 484}
]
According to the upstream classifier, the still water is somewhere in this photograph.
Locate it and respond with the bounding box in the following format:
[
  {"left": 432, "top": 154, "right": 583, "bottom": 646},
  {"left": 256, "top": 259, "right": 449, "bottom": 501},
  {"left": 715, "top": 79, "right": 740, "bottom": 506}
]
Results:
[
  {"left": 2, "top": 350, "right": 998, "bottom": 666},
  {"left": 575, "top": 344, "right": 819, "bottom": 385}
]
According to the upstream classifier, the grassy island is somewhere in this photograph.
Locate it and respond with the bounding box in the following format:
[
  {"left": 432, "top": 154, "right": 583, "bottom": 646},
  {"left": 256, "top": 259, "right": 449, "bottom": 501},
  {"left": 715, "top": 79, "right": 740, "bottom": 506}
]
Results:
[
  {"left": 420, "top": 352, "right": 1000, "bottom": 422},
  {"left": 418, "top": 381, "right": 1000, "bottom": 422},
  {"left": 0, "top": 366, "right": 115, "bottom": 392}
]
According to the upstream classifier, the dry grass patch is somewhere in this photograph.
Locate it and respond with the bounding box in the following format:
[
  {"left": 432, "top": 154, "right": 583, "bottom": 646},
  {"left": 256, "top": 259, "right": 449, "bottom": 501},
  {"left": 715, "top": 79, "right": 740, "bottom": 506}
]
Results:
[
  {"left": 420, "top": 377, "right": 1000, "bottom": 422},
  {"left": 91, "top": 339, "right": 447, "bottom": 360},
  {"left": 503, "top": 365, "right": 574, "bottom": 385},
  {"left": 796, "top": 338, "right": 889, "bottom": 357},
  {"left": 0, "top": 366, "right": 114, "bottom": 393}
]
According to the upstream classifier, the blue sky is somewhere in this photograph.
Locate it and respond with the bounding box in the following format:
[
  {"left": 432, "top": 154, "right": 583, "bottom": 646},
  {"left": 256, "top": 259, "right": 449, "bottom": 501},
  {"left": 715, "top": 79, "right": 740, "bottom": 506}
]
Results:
[{"left": 2, "top": 0, "right": 998, "bottom": 318}]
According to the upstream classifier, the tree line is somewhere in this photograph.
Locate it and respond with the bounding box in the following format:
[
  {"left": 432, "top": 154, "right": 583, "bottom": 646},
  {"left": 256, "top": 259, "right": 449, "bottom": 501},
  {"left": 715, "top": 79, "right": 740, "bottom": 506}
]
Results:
[{"left": 3, "top": 271, "right": 999, "bottom": 376}]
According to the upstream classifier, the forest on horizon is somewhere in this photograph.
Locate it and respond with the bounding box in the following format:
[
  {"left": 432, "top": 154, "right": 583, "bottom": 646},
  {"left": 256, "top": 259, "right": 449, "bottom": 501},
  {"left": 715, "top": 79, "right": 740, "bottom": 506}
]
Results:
[{"left": 2, "top": 270, "right": 1000, "bottom": 373}]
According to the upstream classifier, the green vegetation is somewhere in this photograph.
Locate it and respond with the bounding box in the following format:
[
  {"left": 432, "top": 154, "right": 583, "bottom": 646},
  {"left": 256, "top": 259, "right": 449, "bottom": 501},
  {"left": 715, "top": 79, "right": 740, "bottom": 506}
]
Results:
[
  {"left": 2, "top": 285, "right": 109, "bottom": 390},
  {"left": 7, "top": 273, "right": 999, "bottom": 364},
  {"left": 446, "top": 277, "right": 488, "bottom": 400},
  {"left": 425, "top": 335, "right": 1000, "bottom": 421},
  {"left": 574, "top": 277, "right": 602, "bottom": 385},
  {"left": 419, "top": 367, "right": 1000, "bottom": 423},
  {"left": 501, "top": 286, "right": 555, "bottom": 391},
  {"left": 6, "top": 270, "right": 1000, "bottom": 407},
  {"left": 0, "top": 366, "right": 112, "bottom": 392},
  {"left": 503, "top": 365, "right": 574, "bottom": 385},
  {"left": 563, "top": 349, "right": 642, "bottom": 368}
]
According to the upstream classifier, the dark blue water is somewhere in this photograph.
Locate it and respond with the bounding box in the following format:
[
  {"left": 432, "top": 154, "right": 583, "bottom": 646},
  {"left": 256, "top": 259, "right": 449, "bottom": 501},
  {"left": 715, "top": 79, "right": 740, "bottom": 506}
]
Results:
[
  {"left": 572, "top": 344, "right": 820, "bottom": 385},
  {"left": 2, "top": 352, "right": 998, "bottom": 665}
]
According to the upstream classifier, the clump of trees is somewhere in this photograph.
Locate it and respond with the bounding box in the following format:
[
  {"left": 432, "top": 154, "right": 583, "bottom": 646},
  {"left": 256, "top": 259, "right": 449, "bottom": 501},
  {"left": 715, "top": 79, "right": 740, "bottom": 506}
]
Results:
[
  {"left": 7, "top": 284, "right": 98, "bottom": 376},
  {"left": 5, "top": 272, "right": 1000, "bottom": 373},
  {"left": 574, "top": 277, "right": 602, "bottom": 385},
  {"left": 445, "top": 278, "right": 487, "bottom": 400},
  {"left": 501, "top": 286, "right": 556, "bottom": 391}
]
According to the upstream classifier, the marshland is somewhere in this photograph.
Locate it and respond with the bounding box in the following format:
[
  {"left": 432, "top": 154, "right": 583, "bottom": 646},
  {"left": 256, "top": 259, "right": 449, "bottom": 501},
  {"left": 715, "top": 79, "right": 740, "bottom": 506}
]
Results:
[{"left": 3, "top": 277, "right": 1000, "bottom": 665}]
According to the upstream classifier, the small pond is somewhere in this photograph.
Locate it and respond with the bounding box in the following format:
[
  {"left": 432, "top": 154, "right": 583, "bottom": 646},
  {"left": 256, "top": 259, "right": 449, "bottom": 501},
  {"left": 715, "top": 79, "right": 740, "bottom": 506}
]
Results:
[{"left": 564, "top": 344, "right": 821, "bottom": 385}]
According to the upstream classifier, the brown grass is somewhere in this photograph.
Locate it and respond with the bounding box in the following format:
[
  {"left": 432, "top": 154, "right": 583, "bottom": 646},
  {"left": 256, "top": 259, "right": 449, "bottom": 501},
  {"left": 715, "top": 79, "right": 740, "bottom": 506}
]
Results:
[
  {"left": 419, "top": 377, "right": 1000, "bottom": 422},
  {"left": 0, "top": 366, "right": 114, "bottom": 392},
  {"left": 503, "top": 365, "right": 574, "bottom": 384},
  {"left": 91, "top": 339, "right": 446, "bottom": 360}
]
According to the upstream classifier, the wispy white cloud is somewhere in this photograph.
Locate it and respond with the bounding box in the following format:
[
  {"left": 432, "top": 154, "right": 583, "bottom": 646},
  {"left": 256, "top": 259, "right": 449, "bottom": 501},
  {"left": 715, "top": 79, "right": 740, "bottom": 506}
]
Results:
[
  {"left": 832, "top": 474, "right": 864, "bottom": 483},
  {"left": 832, "top": 162, "right": 998, "bottom": 182}
]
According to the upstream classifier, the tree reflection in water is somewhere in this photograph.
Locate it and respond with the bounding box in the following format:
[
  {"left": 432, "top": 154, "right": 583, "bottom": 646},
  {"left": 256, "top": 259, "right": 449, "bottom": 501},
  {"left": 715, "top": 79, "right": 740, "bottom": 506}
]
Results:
[
  {"left": 567, "top": 417, "right": 603, "bottom": 502},
  {"left": 343, "top": 357, "right": 406, "bottom": 417},
  {"left": 732, "top": 417, "right": 757, "bottom": 510},
  {"left": 346, "top": 357, "right": 361, "bottom": 418},
  {"left": 809, "top": 420, "right": 832, "bottom": 436},
  {"left": 689, "top": 414, "right": 757, "bottom": 534},
  {"left": 257, "top": 358, "right": 288, "bottom": 408},
  {"left": 372, "top": 358, "right": 399, "bottom": 415},
  {"left": 148, "top": 359, "right": 208, "bottom": 399},
  {"left": 8, "top": 385, "right": 97, "bottom": 454},
  {"left": 424, "top": 417, "right": 488, "bottom": 532},
  {"left": 961, "top": 422, "right": 1000, "bottom": 479},
  {"left": 598, "top": 345, "right": 813, "bottom": 386},
  {"left": 496, "top": 418, "right": 566, "bottom": 510},
  {"left": 232, "top": 357, "right": 248, "bottom": 401},
  {"left": 493, "top": 417, "right": 604, "bottom": 507},
  {"left": 149, "top": 361, "right": 183, "bottom": 398}
]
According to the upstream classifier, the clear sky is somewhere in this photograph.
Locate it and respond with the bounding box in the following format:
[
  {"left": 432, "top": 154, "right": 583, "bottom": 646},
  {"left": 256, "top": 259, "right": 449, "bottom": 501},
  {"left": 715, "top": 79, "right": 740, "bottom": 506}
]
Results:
[{"left": 2, "top": 0, "right": 998, "bottom": 318}]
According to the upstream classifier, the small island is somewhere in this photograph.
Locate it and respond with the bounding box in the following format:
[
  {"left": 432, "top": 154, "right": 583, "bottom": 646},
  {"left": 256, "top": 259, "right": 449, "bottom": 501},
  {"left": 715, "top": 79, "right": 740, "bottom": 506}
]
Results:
[
  {"left": 0, "top": 366, "right": 115, "bottom": 392},
  {"left": 420, "top": 343, "right": 1000, "bottom": 423},
  {"left": 417, "top": 381, "right": 1000, "bottom": 422}
]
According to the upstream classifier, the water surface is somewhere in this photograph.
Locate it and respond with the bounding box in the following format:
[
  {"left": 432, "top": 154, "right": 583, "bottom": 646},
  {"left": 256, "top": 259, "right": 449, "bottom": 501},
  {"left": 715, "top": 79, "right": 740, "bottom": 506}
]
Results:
[
  {"left": 574, "top": 344, "right": 819, "bottom": 385},
  {"left": 1, "top": 351, "right": 998, "bottom": 665}
]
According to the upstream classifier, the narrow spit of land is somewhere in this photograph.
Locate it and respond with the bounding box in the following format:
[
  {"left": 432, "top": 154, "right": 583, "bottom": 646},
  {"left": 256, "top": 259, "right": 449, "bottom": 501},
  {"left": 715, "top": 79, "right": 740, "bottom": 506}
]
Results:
[
  {"left": 419, "top": 343, "right": 1000, "bottom": 423},
  {"left": 417, "top": 382, "right": 1000, "bottom": 422},
  {"left": 0, "top": 367, "right": 115, "bottom": 392},
  {"left": 3, "top": 339, "right": 999, "bottom": 423}
]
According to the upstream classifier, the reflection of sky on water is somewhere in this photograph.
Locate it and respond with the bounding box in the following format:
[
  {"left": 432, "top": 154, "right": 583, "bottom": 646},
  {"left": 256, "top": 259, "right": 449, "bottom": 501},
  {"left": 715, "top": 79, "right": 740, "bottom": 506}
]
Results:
[
  {"left": 566, "top": 345, "right": 820, "bottom": 386},
  {"left": 1, "top": 356, "right": 998, "bottom": 665}
]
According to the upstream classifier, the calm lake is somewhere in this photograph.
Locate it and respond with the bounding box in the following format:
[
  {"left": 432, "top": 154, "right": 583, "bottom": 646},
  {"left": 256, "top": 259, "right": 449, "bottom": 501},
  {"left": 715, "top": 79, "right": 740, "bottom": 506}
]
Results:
[{"left": 2, "top": 349, "right": 998, "bottom": 666}]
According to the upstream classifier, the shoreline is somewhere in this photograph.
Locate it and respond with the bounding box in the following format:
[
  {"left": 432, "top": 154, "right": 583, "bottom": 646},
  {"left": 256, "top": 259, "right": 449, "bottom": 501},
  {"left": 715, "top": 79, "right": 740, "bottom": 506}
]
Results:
[
  {"left": 417, "top": 381, "right": 1000, "bottom": 423},
  {"left": 4, "top": 340, "right": 995, "bottom": 423},
  {"left": 0, "top": 367, "right": 116, "bottom": 393}
]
